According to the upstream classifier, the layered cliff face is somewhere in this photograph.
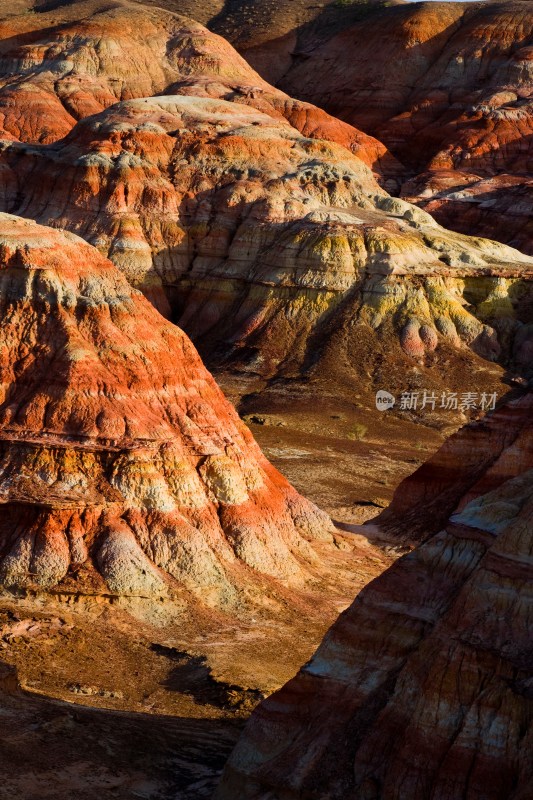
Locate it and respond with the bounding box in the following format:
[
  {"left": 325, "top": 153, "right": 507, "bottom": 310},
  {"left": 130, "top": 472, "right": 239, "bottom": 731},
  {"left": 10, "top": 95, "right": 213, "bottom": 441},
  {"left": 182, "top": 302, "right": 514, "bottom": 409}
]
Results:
[
  {"left": 217, "top": 390, "right": 533, "bottom": 800},
  {"left": 1, "top": 92, "right": 532, "bottom": 393},
  {"left": 256, "top": 0, "right": 533, "bottom": 252},
  {"left": 0, "top": 0, "right": 530, "bottom": 398},
  {"left": 275, "top": 0, "right": 532, "bottom": 174},
  {"left": 402, "top": 172, "right": 533, "bottom": 257},
  {"left": 0, "top": 0, "right": 394, "bottom": 172},
  {"left": 0, "top": 212, "right": 334, "bottom": 601}
]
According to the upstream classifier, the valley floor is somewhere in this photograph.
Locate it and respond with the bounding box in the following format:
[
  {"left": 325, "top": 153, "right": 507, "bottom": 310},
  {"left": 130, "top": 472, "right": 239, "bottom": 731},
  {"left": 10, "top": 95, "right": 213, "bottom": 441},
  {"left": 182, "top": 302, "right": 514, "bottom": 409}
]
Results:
[{"left": 0, "top": 669, "right": 241, "bottom": 800}]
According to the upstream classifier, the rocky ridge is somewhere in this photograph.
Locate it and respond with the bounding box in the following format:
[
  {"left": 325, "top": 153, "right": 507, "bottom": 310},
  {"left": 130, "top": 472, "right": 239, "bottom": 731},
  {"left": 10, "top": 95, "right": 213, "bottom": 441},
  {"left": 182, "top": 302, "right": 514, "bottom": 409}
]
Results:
[
  {"left": 1, "top": 92, "right": 532, "bottom": 394},
  {"left": 402, "top": 172, "right": 533, "bottom": 256},
  {"left": 0, "top": 212, "right": 332, "bottom": 601},
  {"left": 244, "top": 0, "right": 533, "bottom": 253},
  {"left": 216, "top": 390, "right": 533, "bottom": 800},
  {"left": 0, "top": 1, "right": 530, "bottom": 398},
  {"left": 0, "top": 0, "right": 394, "bottom": 173}
]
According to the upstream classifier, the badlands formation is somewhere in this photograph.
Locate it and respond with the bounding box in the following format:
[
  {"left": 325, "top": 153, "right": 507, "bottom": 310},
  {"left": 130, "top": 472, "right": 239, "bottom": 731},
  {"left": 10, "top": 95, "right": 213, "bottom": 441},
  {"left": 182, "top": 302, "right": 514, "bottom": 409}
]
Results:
[
  {"left": 0, "top": 1, "right": 529, "bottom": 798},
  {"left": 218, "top": 390, "right": 533, "bottom": 800},
  {"left": 380, "top": 384, "right": 533, "bottom": 540},
  {"left": 0, "top": 0, "right": 392, "bottom": 168},
  {"left": 0, "top": 213, "right": 332, "bottom": 599},
  {"left": 0, "top": 213, "right": 395, "bottom": 798},
  {"left": 2, "top": 94, "right": 533, "bottom": 387},
  {"left": 0, "top": 1, "right": 530, "bottom": 409},
  {"left": 0, "top": 211, "right": 395, "bottom": 800},
  {"left": 226, "top": 0, "right": 533, "bottom": 254}
]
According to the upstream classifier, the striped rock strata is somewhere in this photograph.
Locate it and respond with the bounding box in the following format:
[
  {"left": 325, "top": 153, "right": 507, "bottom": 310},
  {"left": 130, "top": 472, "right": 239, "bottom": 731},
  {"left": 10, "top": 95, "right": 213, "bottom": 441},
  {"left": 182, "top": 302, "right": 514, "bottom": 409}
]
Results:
[
  {"left": 1, "top": 94, "right": 533, "bottom": 389},
  {"left": 402, "top": 172, "right": 533, "bottom": 257},
  {"left": 0, "top": 213, "right": 331, "bottom": 600},
  {"left": 278, "top": 1, "right": 532, "bottom": 175},
  {"left": 267, "top": 0, "right": 533, "bottom": 252},
  {"left": 0, "top": 0, "right": 394, "bottom": 174},
  {"left": 216, "top": 390, "right": 533, "bottom": 800}
]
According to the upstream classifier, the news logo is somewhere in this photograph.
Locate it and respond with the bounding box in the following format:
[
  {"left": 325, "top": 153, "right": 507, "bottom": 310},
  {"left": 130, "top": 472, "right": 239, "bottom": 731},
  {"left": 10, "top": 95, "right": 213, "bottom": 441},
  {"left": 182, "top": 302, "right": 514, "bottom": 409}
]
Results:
[{"left": 375, "top": 390, "right": 396, "bottom": 411}]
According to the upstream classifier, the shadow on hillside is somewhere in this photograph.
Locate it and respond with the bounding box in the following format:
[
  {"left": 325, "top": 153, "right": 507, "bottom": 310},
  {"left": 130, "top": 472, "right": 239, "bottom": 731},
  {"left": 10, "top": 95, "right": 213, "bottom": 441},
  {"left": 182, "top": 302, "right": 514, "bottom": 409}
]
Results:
[
  {"left": 0, "top": 659, "right": 242, "bottom": 800},
  {"left": 150, "top": 643, "right": 265, "bottom": 711}
]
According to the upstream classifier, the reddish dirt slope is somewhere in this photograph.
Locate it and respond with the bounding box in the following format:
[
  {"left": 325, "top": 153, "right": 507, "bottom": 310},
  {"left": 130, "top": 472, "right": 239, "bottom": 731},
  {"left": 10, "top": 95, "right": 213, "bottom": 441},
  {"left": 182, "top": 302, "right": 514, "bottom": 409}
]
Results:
[
  {"left": 0, "top": 212, "right": 333, "bottom": 600},
  {"left": 0, "top": 0, "right": 395, "bottom": 173},
  {"left": 258, "top": 0, "right": 533, "bottom": 252}
]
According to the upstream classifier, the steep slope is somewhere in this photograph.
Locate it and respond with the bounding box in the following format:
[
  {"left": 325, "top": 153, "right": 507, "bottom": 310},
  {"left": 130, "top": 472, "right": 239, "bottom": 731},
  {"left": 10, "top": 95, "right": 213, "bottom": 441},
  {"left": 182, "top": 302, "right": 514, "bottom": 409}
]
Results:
[
  {"left": 25, "top": 0, "right": 391, "bottom": 86},
  {"left": 379, "top": 389, "right": 533, "bottom": 541},
  {"left": 402, "top": 172, "right": 533, "bottom": 256},
  {"left": 8, "top": 2, "right": 529, "bottom": 247},
  {"left": 278, "top": 1, "right": 532, "bottom": 169},
  {"left": 217, "top": 390, "right": 533, "bottom": 800},
  {"left": 1, "top": 93, "right": 532, "bottom": 398},
  {"left": 265, "top": 0, "right": 533, "bottom": 252},
  {"left": 0, "top": 0, "right": 395, "bottom": 174},
  {"left": 0, "top": 212, "right": 332, "bottom": 601},
  {"left": 0, "top": 0, "right": 531, "bottom": 412}
]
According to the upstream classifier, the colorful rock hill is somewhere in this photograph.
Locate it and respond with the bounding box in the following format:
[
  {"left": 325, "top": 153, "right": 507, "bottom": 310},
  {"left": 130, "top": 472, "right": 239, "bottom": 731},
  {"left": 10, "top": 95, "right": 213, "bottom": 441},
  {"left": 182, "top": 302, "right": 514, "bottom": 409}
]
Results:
[{"left": 0, "top": 213, "right": 331, "bottom": 600}]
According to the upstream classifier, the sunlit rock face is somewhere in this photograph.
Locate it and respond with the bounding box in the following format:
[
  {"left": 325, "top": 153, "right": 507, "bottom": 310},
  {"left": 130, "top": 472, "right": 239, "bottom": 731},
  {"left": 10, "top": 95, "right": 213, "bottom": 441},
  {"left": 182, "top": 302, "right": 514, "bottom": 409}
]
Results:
[
  {"left": 278, "top": 0, "right": 532, "bottom": 174},
  {"left": 0, "top": 213, "right": 332, "bottom": 601},
  {"left": 0, "top": 0, "right": 531, "bottom": 399},
  {"left": 0, "top": 93, "right": 380, "bottom": 315},
  {"left": 0, "top": 0, "right": 394, "bottom": 173},
  {"left": 216, "top": 391, "right": 533, "bottom": 800},
  {"left": 1, "top": 92, "right": 532, "bottom": 392},
  {"left": 262, "top": 0, "right": 532, "bottom": 252}
]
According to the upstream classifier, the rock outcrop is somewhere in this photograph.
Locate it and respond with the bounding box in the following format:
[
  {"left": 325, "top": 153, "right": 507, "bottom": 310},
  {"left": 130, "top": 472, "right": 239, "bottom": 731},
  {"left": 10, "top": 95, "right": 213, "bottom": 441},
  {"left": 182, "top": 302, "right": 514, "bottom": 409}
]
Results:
[
  {"left": 402, "top": 172, "right": 533, "bottom": 256},
  {"left": 0, "top": 0, "right": 531, "bottom": 401},
  {"left": 1, "top": 92, "right": 532, "bottom": 396},
  {"left": 256, "top": 0, "right": 533, "bottom": 253},
  {"left": 216, "top": 390, "right": 533, "bottom": 800},
  {"left": 0, "top": 0, "right": 394, "bottom": 173},
  {"left": 275, "top": 0, "right": 533, "bottom": 173},
  {"left": 0, "top": 213, "right": 332, "bottom": 600}
]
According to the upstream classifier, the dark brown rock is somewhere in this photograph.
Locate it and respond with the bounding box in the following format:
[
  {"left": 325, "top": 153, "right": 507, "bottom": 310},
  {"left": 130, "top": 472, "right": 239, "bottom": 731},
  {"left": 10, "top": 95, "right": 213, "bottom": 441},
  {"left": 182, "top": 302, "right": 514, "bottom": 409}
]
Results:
[{"left": 216, "top": 391, "right": 533, "bottom": 800}]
